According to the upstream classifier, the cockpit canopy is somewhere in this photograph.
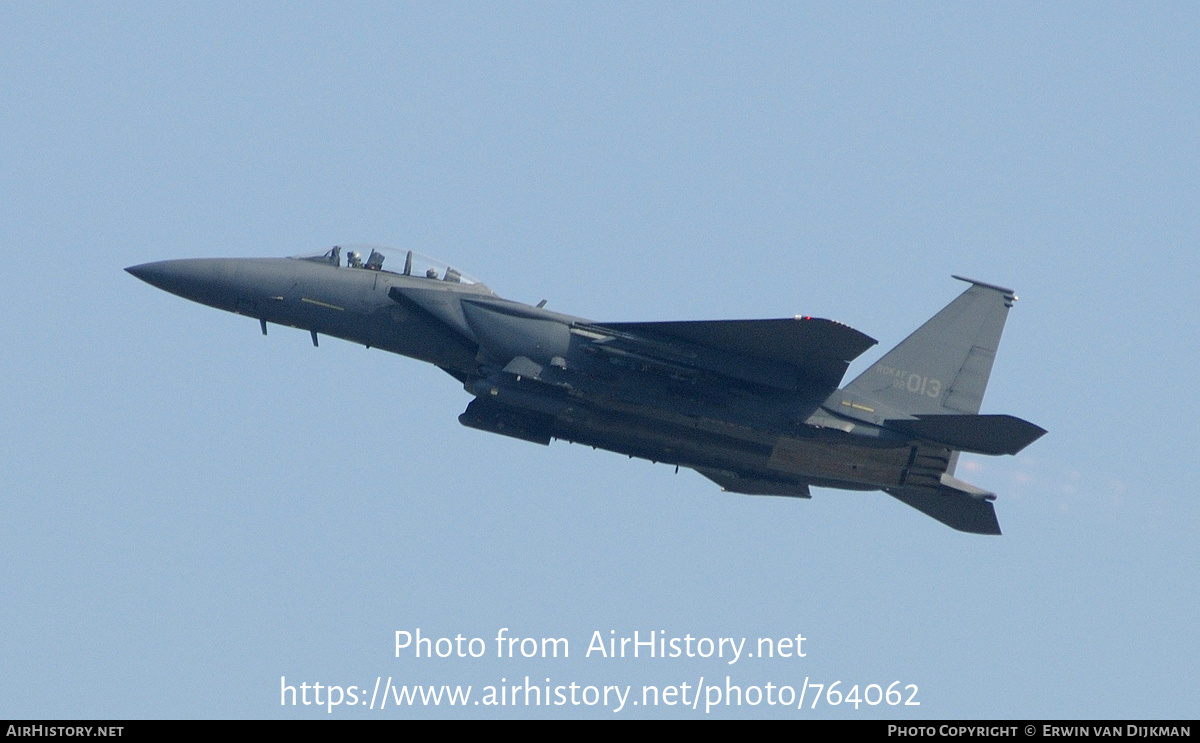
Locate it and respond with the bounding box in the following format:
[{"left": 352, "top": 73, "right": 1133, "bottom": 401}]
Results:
[{"left": 293, "top": 244, "right": 487, "bottom": 289}]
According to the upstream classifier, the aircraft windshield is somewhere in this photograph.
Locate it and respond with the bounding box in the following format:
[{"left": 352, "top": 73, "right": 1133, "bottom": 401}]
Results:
[{"left": 292, "top": 245, "right": 485, "bottom": 287}]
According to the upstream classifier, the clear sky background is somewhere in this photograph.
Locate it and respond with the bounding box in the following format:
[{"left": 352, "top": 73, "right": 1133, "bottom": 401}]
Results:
[{"left": 2, "top": 3, "right": 1197, "bottom": 719}]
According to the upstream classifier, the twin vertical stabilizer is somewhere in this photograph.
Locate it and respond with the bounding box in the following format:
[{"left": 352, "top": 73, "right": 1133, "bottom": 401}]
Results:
[{"left": 838, "top": 277, "right": 1045, "bottom": 535}]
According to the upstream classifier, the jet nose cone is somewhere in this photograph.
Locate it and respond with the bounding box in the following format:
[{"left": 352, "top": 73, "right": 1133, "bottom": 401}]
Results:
[
  {"left": 125, "top": 258, "right": 243, "bottom": 307},
  {"left": 126, "top": 259, "right": 203, "bottom": 295},
  {"left": 125, "top": 261, "right": 164, "bottom": 286}
]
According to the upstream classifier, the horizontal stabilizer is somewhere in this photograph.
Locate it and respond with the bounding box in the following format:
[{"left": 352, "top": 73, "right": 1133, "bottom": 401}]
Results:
[
  {"left": 695, "top": 468, "right": 812, "bottom": 498},
  {"left": 599, "top": 317, "right": 876, "bottom": 391},
  {"left": 885, "top": 488, "right": 1002, "bottom": 535},
  {"left": 886, "top": 414, "right": 1047, "bottom": 456}
]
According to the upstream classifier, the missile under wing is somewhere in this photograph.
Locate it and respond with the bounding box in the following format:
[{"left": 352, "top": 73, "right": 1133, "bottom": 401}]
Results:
[{"left": 127, "top": 245, "right": 1045, "bottom": 534}]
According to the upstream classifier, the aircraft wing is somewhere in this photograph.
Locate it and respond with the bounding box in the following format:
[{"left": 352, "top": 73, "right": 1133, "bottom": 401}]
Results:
[{"left": 596, "top": 317, "right": 876, "bottom": 393}]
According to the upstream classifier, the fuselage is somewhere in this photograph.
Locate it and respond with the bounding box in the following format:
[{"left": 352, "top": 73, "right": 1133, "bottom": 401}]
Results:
[{"left": 126, "top": 249, "right": 936, "bottom": 499}]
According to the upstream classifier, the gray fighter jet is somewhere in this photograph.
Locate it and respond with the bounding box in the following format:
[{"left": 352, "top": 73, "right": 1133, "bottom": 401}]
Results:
[{"left": 127, "top": 245, "right": 1045, "bottom": 534}]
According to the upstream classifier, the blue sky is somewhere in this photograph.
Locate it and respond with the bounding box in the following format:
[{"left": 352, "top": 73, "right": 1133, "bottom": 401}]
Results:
[{"left": 2, "top": 3, "right": 1197, "bottom": 718}]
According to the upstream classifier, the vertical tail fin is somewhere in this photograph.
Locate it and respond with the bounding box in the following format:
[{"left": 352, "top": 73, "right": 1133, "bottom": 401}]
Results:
[{"left": 844, "top": 276, "right": 1016, "bottom": 417}]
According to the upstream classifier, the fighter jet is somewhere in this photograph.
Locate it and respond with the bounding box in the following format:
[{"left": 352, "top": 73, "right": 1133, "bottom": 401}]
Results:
[{"left": 127, "top": 245, "right": 1045, "bottom": 534}]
